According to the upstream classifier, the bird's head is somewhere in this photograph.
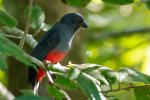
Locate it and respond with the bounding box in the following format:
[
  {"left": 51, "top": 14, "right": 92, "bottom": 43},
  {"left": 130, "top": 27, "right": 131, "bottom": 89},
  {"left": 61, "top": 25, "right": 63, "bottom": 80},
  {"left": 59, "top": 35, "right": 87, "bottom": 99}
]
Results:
[{"left": 59, "top": 13, "right": 88, "bottom": 30}]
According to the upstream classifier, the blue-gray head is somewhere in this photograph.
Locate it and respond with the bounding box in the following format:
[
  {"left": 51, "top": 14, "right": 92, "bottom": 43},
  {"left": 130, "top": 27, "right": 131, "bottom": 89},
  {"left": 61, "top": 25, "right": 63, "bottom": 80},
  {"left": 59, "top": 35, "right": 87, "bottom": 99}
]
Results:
[{"left": 59, "top": 13, "right": 88, "bottom": 31}]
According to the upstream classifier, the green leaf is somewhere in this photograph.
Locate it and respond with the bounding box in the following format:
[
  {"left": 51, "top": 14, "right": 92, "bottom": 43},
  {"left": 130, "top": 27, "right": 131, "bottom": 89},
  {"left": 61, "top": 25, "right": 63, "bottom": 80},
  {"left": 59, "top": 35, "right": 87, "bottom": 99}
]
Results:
[
  {"left": 48, "top": 63, "right": 106, "bottom": 99},
  {"left": 61, "top": 0, "right": 91, "bottom": 7},
  {"left": 48, "top": 86, "right": 68, "bottom": 100},
  {"left": 145, "top": 0, "right": 150, "bottom": 10},
  {"left": 70, "top": 64, "right": 110, "bottom": 85},
  {"left": 0, "top": 36, "right": 32, "bottom": 66},
  {"left": 15, "top": 95, "right": 49, "bottom": 100},
  {"left": 134, "top": 85, "right": 150, "bottom": 100},
  {"left": 20, "top": 89, "right": 34, "bottom": 96},
  {"left": 25, "top": 5, "right": 45, "bottom": 30},
  {"left": 99, "top": 67, "right": 118, "bottom": 84},
  {"left": 69, "top": 63, "right": 102, "bottom": 73},
  {"left": 0, "top": 56, "right": 7, "bottom": 71},
  {"left": 68, "top": 68, "right": 106, "bottom": 100},
  {"left": 40, "top": 23, "right": 51, "bottom": 32},
  {"left": 102, "top": 0, "right": 134, "bottom": 5},
  {"left": 0, "top": 10, "right": 17, "bottom": 27},
  {"left": 55, "top": 75, "right": 77, "bottom": 89},
  {"left": 119, "top": 68, "right": 150, "bottom": 84}
]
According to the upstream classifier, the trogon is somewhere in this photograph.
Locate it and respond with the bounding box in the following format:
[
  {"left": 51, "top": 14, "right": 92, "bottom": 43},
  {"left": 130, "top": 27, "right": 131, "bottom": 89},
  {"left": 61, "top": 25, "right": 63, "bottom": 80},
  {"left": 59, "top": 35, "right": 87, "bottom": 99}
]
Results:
[{"left": 28, "top": 13, "right": 88, "bottom": 87}]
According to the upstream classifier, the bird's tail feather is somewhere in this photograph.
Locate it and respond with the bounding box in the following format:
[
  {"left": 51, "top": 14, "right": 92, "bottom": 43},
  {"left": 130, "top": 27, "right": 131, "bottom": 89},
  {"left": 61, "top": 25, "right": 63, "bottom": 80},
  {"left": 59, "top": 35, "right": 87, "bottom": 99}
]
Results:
[
  {"left": 28, "top": 64, "right": 54, "bottom": 94},
  {"left": 33, "top": 81, "right": 40, "bottom": 95},
  {"left": 28, "top": 66, "right": 37, "bottom": 87}
]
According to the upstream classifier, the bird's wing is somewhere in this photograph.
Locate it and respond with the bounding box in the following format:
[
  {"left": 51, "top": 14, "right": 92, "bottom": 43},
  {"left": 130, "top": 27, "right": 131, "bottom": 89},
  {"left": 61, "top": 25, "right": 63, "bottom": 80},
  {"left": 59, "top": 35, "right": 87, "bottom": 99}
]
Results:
[
  {"left": 28, "top": 29, "right": 60, "bottom": 87},
  {"left": 31, "top": 29, "right": 60, "bottom": 60}
]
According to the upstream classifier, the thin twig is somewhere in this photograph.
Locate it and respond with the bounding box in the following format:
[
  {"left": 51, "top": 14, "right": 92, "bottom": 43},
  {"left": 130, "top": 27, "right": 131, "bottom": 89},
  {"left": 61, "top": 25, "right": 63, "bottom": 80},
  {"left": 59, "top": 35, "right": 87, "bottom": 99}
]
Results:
[
  {"left": 0, "top": 34, "right": 22, "bottom": 39},
  {"left": 25, "top": 54, "right": 45, "bottom": 69},
  {"left": 19, "top": 0, "right": 33, "bottom": 48},
  {"left": 33, "top": 29, "right": 41, "bottom": 37},
  {"left": 102, "top": 84, "right": 150, "bottom": 93},
  {"left": 2, "top": 26, "right": 38, "bottom": 48},
  {"left": 90, "top": 27, "right": 150, "bottom": 41}
]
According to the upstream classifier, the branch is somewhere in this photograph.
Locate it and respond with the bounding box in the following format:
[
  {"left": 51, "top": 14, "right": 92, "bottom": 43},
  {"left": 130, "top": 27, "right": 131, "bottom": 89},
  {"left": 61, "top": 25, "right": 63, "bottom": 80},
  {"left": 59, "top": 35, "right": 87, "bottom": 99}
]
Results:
[
  {"left": 1, "top": 26, "right": 54, "bottom": 94},
  {"left": 0, "top": 34, "right": 21, "bottom": 39},
  {"left": 90, "top": 27, "right": 150, "bottom": 41},
  {"left": 1, "top": 26, "right": 37, "bottom": 48},
  {"left": 0, "top": 82, "right": 14, "bottom": 100},
  {"left": 25, "top": 54, "right": 45, "bottom": 68},
  {"left": 102, "top": 84, "right": 150, "bottom": 94},
  {"left": 19, "top": 0, "right": 33, "bottom": 48},
  {"left": 25, "top": 54, "right": 54, "bottom": 82}
]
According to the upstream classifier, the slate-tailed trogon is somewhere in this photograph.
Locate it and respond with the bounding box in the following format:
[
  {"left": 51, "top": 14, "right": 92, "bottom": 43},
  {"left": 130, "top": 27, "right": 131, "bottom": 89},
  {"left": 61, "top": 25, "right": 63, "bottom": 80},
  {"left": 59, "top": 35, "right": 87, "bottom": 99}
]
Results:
[{"left": 28, "top": 13, "right": 88, "bottom": 87}]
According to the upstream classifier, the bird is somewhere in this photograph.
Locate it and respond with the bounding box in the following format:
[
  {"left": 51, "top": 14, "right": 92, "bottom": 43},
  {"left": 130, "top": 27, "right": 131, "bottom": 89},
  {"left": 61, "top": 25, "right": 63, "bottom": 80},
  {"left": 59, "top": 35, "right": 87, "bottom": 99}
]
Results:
[{"left": 28, "top": 13, "right": 88, "bottom": 88}]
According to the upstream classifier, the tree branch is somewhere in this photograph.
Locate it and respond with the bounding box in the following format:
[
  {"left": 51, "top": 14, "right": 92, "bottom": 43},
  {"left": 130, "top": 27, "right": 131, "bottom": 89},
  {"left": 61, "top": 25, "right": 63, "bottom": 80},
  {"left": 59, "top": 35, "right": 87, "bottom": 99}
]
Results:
[
  {"left": 19, "top": 0, "right": 33, "bottom": 48},
  {"left": 90, "top": 27, "right": 150, "bottom": 41},
  {"left": 1, "top": 26, "right": 37, "bottom": 48},
  {"left": 0, "top": 34, "right": 21, "bottom": 39}
]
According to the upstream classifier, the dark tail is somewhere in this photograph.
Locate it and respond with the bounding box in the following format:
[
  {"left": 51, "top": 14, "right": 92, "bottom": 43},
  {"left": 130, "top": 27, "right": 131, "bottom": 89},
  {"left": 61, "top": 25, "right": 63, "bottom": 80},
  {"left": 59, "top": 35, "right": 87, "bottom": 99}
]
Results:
[{"left": 28, "top": 66, "right": 37, "bottom": 87}]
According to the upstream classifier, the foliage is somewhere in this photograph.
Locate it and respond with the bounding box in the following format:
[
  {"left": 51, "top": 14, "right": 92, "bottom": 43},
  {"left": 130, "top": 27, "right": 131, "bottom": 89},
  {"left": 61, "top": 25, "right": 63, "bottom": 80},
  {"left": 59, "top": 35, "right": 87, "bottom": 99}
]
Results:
[
  {"left": 0, "top": 36, "right": 33, "bottom": 70},
  {"left": 102, "top": 0, "right": 134, "bottom": 5},
  {"left": 0, "top": 0, "right": 150, "bottom": 100},
  {"left": 0, "top": 10, "right": 17, "bottom": 27},
  {"left": 25, "top": 5, "right": 45, "bottom": 30},
  {"left": 61, "top": 0, "right": 91, "bottom": 7}
]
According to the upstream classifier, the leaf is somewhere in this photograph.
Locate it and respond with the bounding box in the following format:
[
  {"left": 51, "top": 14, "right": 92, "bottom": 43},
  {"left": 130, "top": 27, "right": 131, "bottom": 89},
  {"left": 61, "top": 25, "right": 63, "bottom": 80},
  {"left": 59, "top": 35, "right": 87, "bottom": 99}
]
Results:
[
  {"left": 55, "top": 75, "right": 77, "bottom": 89},
  {"left": 15, "top": 95, "right": 49, "bottom": 100},
  {"left": 0, "top": 36, "right": 32, "bottom": 66},
  {"left": 48, "top": 86, "right": 69, "bottom": 100},
  {"left": 40, "top": 23, "right": 51, "bottom": 32},
  {"left": 25, "top": 5, "right": 45, "bottom": 30},
  {"left": 68, "top": 68, "right": 106, "bottom": 100},
  {"left": 20, "top": 89, "right": 34, "bottom": 96},
  {"left": 99, "top": 67, "right": 118, "bottom": 84},
  {"left": 69, "top": 63, "right": 110, "bottom": 85},
  {"left": 0, "top": 10, "right": 17, "bottom": 27},
  {"left": 118, "top": 68, "right": 131, "bottom": 83},
  {"left": 97, "top": 75, "right": 109, "bottom": 86},
  {"left": 119, "top": 68, "right": 150, "bottom": 84},
  {"left": 69, "top": 63, "right": 102, "bottom": 73},
  {"left": 0, "top": 56, "right": 7, "bottom": 71},
  {"left": 61, "top": 0, "right": 91, "bottom": 7},
  {"left": 134, "top": 85, "right": 150, "bottom": 100},
  {"left": 49, "top": 63, "right": 106, "bottom": 99},
  {"left": 144, "top": 0, "right": 150, "bottom": 10},
  {"left": 102, "top": 0, "right": 134, "bottom": 5}
]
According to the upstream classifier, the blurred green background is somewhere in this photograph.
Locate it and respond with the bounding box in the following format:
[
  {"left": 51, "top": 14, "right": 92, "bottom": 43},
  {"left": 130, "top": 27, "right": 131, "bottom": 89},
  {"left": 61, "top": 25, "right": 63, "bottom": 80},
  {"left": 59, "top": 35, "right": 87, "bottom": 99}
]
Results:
[{"left": 0, "top": 0, "right": 150, "bottom": 99}]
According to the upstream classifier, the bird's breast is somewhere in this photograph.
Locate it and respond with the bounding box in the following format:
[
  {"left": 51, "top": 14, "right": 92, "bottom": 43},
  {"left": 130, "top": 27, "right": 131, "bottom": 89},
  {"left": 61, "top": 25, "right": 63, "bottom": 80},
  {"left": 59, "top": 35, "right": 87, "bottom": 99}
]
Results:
[{"left": 44, "top": 49, "right": 68, "bottom": 63}]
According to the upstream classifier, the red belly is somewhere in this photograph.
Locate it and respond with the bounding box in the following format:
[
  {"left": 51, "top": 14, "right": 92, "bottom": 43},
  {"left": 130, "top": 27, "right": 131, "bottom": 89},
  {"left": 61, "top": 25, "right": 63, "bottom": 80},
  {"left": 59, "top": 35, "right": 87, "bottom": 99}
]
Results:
[
  {"left": 36, "top": 49, "right": 67, "bottom": 81},
  {"left": 44, "top": 50, "right": 67, "bottom": 63}
]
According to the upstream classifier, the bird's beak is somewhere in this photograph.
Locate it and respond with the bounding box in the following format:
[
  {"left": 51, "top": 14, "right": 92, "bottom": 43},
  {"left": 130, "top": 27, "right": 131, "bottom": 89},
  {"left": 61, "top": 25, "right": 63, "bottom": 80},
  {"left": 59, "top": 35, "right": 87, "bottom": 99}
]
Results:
[{"left": 82, "top": 21, "right": 88, "bottom": 28}]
